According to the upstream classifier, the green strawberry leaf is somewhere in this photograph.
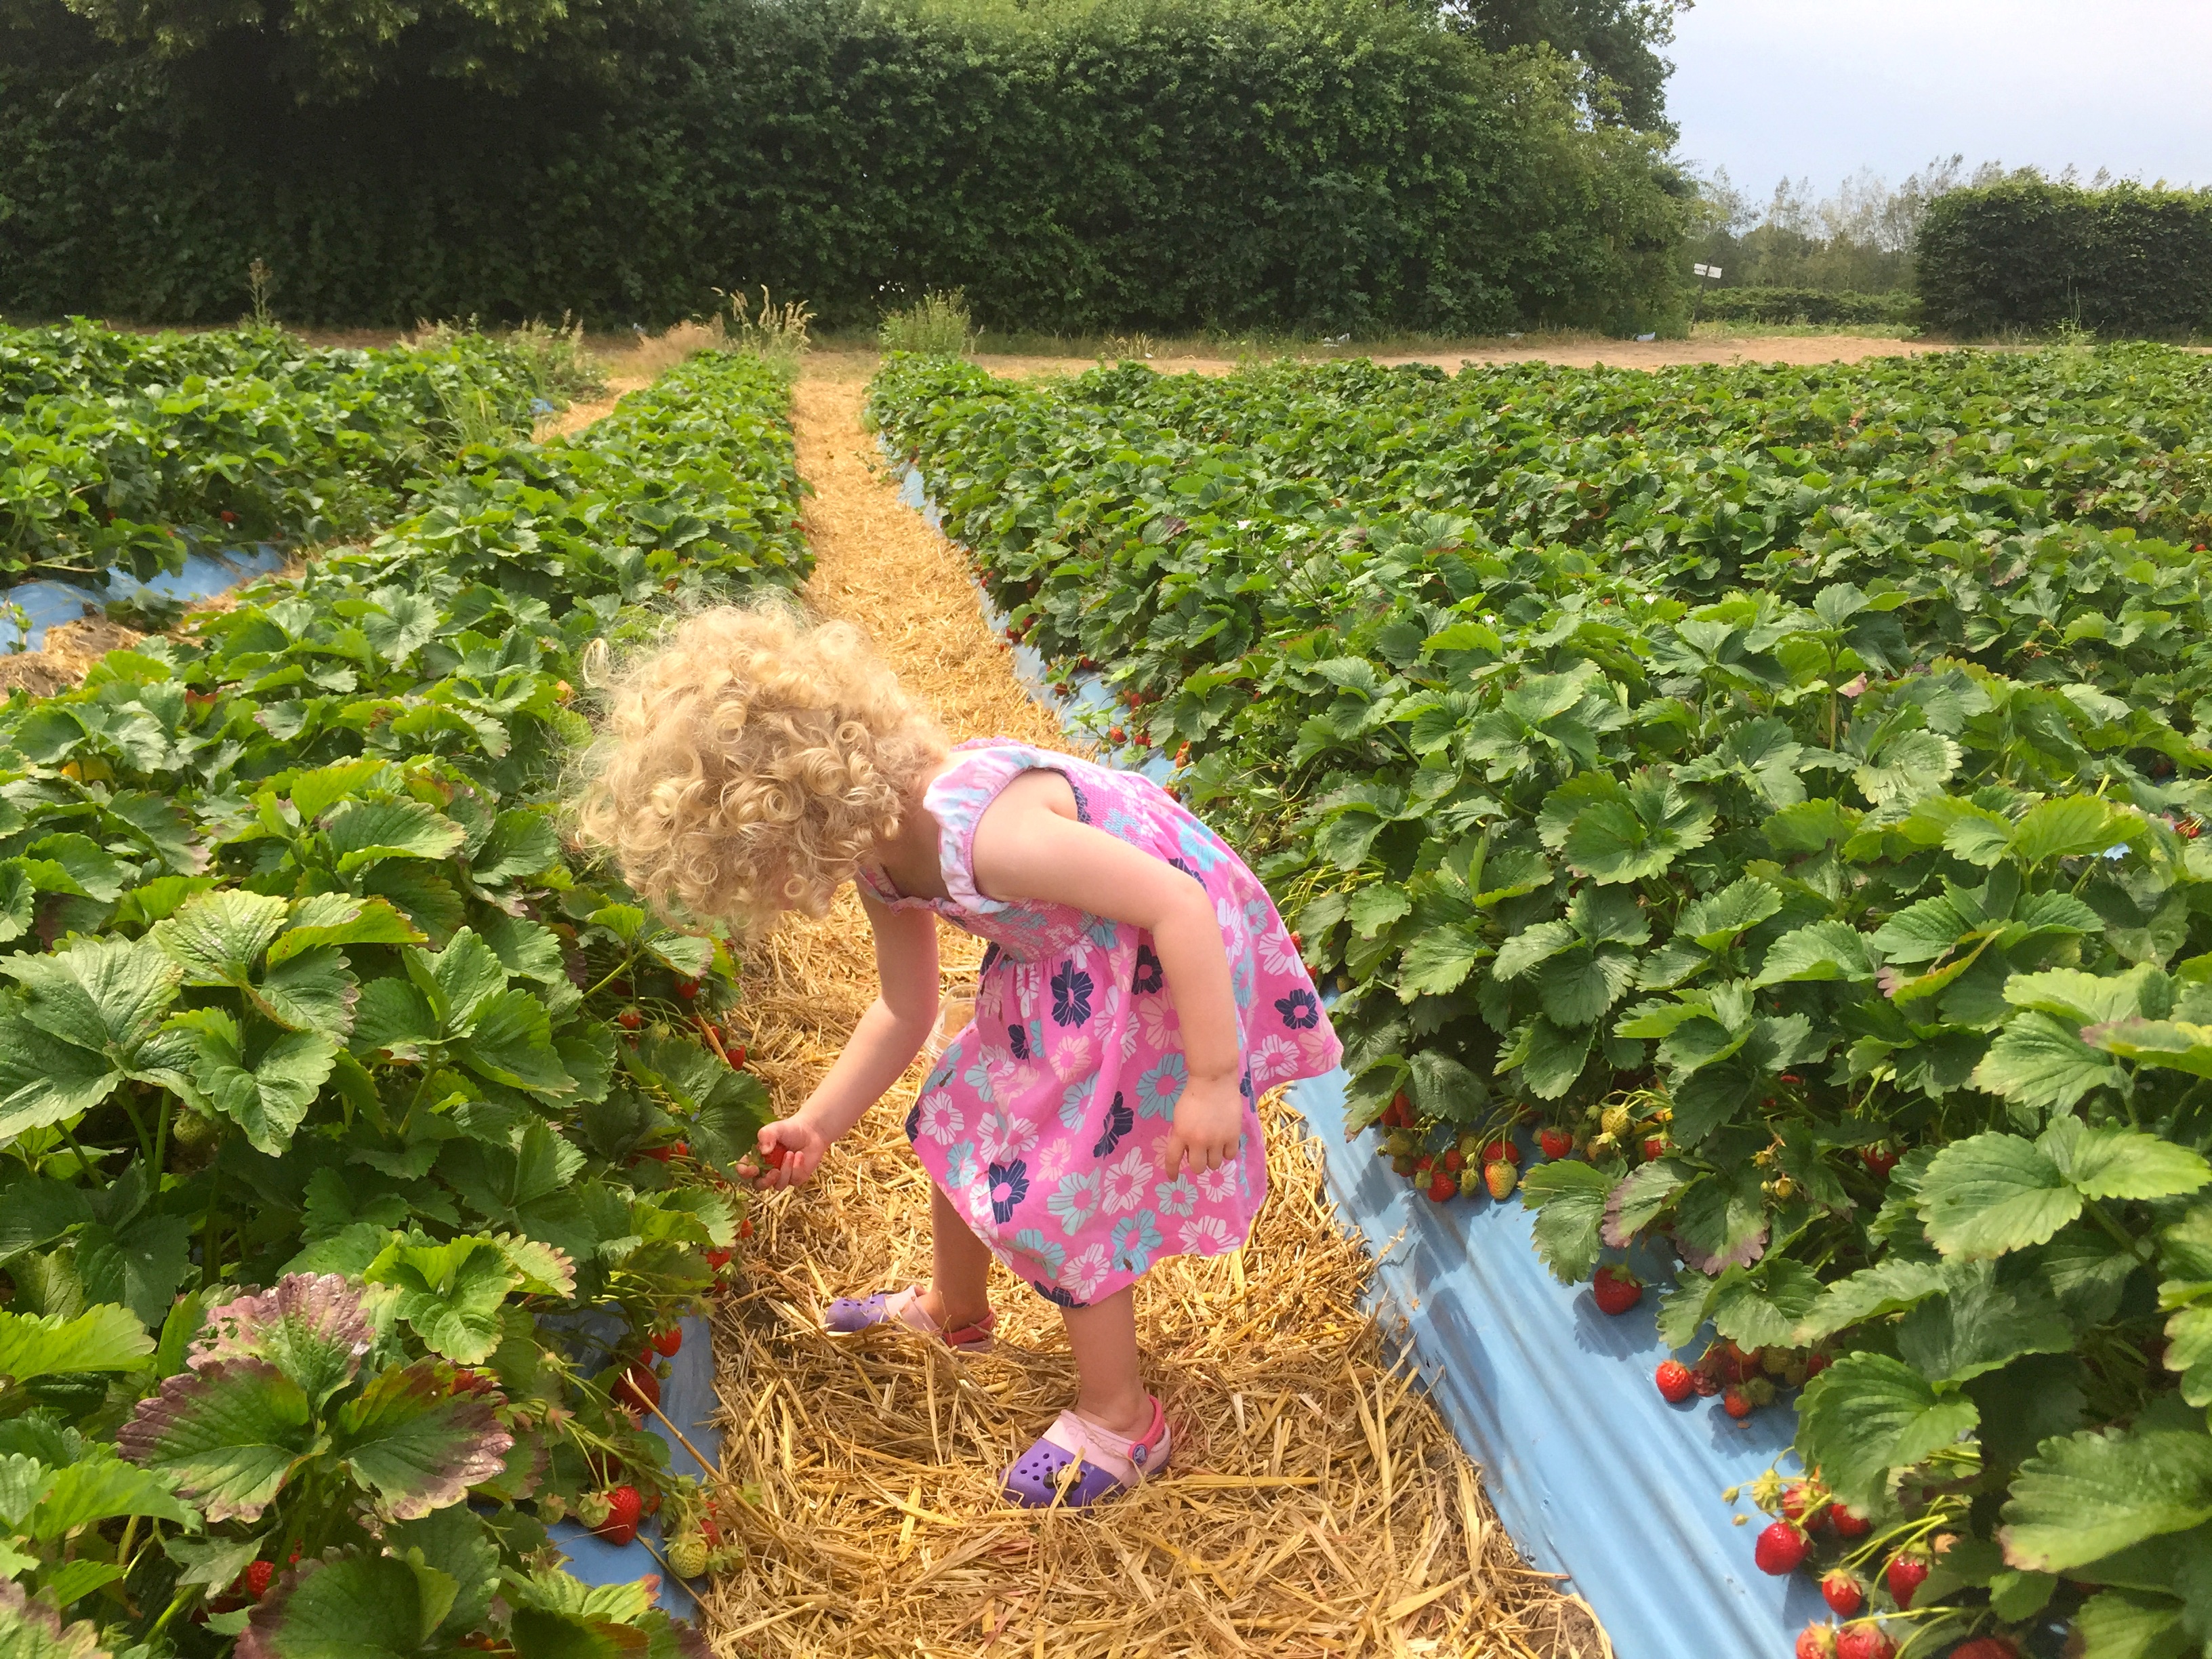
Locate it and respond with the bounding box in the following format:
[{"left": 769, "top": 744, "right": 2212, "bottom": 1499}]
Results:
[
  {"left": 1794, "top": 1351, "right": 1980, "bottom": 1511},
  {"left": 453, "top": 991, "right": 574, "bottom": 1097},
  {"left": 28, "top": 1456, "right": 196, "bottom": 1538},
  {"left": 1518, "top": 1159, "right": 1614, "bottom": 1282},
  {"left": 75, "top": 1212, "right": 192, "bottom": 1328},
  {"left": 0, "top": 1306, "right": 155, "bottom": 1380},
  {"left": 1893, "top": 1263, "right": 2076, "bottom": 1385},
  {"left": 1706, "top": 1258, "right": 1822, "bottom": 1350},
  {"left": 2001, "top": 1401, "right": 2212, "bottom": 1573},
  {"left": 363, "top": 1235, "right": 521, "bottom": 1365},
  {"left": 237, "top": 1550, "right": 458, "bottom": 1659},
  {"left": 270, "top": 894, "right": 425, "bottom": 963},
  {"left": 324, "top": 798, "right": 468, "bottom": 874},
  {"left": 1973, "top": 1012, "right": 2126, "bottom": 1120},
  {"left": 155, "top": 890, "right": 289, "bottom": 987},
  {"left": 1917, "top": 1132, "right": 2083, "bottom": 1260},
  {"left": 163, "top": 1008, "right": 337, "bottom": 1157},
  {"left": 1751, "top": 919, "right": 1873, "bottom": 986}
]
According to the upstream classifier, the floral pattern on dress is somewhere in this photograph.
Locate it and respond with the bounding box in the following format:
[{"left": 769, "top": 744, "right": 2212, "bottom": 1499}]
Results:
[{"left": 859, "top": 740, "right": 1340, "bottom": 1307}]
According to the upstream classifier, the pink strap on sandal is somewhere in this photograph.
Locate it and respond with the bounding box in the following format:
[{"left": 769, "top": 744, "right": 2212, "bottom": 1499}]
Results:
[
  {"left": 824, "top": 1286, "right": 996, "bottom": 1355},
  {"left": 1002, "top": 1395, "right": 1172, "bottom": 1508}
]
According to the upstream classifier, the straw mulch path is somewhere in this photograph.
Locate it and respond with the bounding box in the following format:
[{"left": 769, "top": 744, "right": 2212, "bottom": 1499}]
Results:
[{"left": 694, "top": 359, "right": 1611, "bottom": 1659}]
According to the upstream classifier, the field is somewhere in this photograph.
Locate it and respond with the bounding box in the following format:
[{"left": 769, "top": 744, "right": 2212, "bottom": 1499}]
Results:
[
  {"left": 871, "top": 341, "right": 2212, "bottom": 1658},
  {"left": 0, "top": 319, "right": 805, "bottom": 1659}
]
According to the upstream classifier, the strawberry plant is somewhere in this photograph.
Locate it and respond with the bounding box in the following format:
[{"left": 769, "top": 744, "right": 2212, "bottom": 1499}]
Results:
[
  {"left": 0, "top": 321, "right": 574, "bottom": 586},
  {"left": 0, "top": 342, "right": 806, "bottom": 1657},
  {"left": 870, "top": 343, "right": 2212, "bottom": 1655}
]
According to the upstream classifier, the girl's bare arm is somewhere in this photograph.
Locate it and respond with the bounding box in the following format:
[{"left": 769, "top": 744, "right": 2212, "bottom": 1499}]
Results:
[{"left": 755, "top": 890, "right": 940, "bottom": 1187}]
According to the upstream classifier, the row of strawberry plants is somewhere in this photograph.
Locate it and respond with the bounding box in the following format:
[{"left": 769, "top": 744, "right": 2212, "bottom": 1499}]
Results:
[
  {"left": 0, "top": 342, "right": 807, "bottom": 1659},
  {"left": 871, "top": 346, "right": 2212, "bottom": 1659},
  {"left": 0, "top": 321, "right": 590, "bottom": 586}
]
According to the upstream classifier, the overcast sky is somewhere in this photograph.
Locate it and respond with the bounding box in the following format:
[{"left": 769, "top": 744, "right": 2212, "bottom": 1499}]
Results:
[{"left": 1667, "top": 1, "right": 2212, "bottom": 200}]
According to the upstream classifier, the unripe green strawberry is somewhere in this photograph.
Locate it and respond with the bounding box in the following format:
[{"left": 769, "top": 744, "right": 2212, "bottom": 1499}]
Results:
[
  {"left": 666, "top": 1532, "right": 710, "bottom": 1578},
  {"left": 575, "top": 1490, "right": 613, "bottom": 1530},
  {"left": 1458, "top": 1166, "right": 1483, "bottom": 1199},
  {"left": 171, "top": 1109, "right": 218, "bottom": 1150},
  {"left": 1484, "top": 1161, "right": 1516, "bottom": 1200}
]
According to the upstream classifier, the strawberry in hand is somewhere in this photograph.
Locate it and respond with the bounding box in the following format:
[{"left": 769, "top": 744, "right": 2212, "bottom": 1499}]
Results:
[{"left": 753, "top": 1118, "right": 826, "bottom": 1189}]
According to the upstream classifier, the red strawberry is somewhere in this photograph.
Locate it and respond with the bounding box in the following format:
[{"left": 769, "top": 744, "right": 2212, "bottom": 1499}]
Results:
[
  {"left": 705, "top": 1248, "right": 733, "bottom": 1271},
  {"left": 616, "top": 1360, "right": 661, "bottom": 1412},
  {"left": 1835, "top": 1623, "right": 1893, "bottom": 1659},
  {"left": 1538, "top": 1128, "right": 1574, "bottom": 1160},
  {"left": 1804, "top": 1351, "right": 1832, "bottom": 1381},
  {"left": 1780, "top": 1480, "right": 1822, "bottom": 1525},
  {"left": 1443, "top": 1147, "right": 1466, "bottom": 1174},
  {"left": 1797, "top": 1626, "right": 1835, "bottom": 1659},
  {"left": 1592, "top": 1265, "right": 1643, "bottom": 1315},
  {"left": 1821, "top": 1569, "right": 1863, "bottom": 1617},
  {"left": 1654, "top": 1359, "right": 1693, "bottom": 1403},
  {"left": 737, "top": 1218, "right": 754, "bottom": 1240},
  {"left": 1722, "top": 1385, "right": 1753, "bottom": 1419},
  {"left": 618, "top": 1009, "right": 642, "bottom": 1030},
  {"left": 1755, "top": 1521, "right": 1808, "bottom": 1576},
  {"left": 764, "top": 1143, "right": 788, "bottom": 1169},
  {"left": 1692, "top": 1367, "right": 1721, "bottom": 1397},
  {"left": 232, "top": 1560, "right": 276, "bottom": 1601},
  {"left": 1427, "top": 1171, "right": 1456, "bottom": 1202},
  {"left": 1642, "top": 1135, "right": 1667, "bottom": 1161},
  {"left": 1830, "top": 1505, "right": 1871, "bottom": 1538},
  {"left": 729, "top": 1040, "right": 748, "bottom": 1068},
  {"left": 1480, "top": 1139, "right": 1520, "bottom": 1166},
  {"left": 1949, "top": 1641, "right": 2020, "bottom": 1659},
  {"left": 1109, "top": 726, "right": 1127, "bottom": 743},
  {"left": 594, "top": 1485, "right": 643, "bottom": 1547},
  {"left": 652, "top": 1326, "right": 683, "bottom": 1357},
  {"left": 1862, "top": 1145, "right": 1900, "bottom": 1179},
  {"left": 220, "top": 509, "right": 239, "bottom": 525},
  {"left": 1885, "top": 1554, "right": 1928, "bottom": 1610},
  {"left": 676, "top": 978, "right": 699, "bottom": 1000}
]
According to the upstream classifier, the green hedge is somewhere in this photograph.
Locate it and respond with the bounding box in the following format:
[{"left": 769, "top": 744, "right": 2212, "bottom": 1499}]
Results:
[
  {"left": 1694, "top": 287, "right": 1913, "bottom": 326},
  {"left": 0, "top": 0, "right": 1692, "bottom": 335},
  {"left": 1916, "top": 179, "right": 2212, "bottom": 337}
]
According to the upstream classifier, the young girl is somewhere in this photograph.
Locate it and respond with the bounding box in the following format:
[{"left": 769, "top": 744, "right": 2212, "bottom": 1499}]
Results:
[{"left": 577, "top": 605, "right": 1339, "bottom": 1507}]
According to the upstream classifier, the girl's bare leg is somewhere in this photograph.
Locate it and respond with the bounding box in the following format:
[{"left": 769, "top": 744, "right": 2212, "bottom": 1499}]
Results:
[
  {"left": 918, "top": 1181, "right": 995, "bottom": 1330},
  {"left": 1059, "top": 1288, "right": 1150, "bottom": 1435}
]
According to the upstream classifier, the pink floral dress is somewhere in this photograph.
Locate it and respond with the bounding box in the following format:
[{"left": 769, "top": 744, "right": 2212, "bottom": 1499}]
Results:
[{"left": 856, "top": 740, "right": 1340, "bottom": 1308}]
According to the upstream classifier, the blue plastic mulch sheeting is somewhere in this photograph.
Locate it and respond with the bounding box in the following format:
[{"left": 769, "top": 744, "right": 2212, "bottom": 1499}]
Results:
[
  {"left": 896, "top": 453, "right": 1816, "bottom": 1659},
  {"left": 540, "top": 1312, "right": 724, "bottom": 1616},
  {"left": 3, "top": 541, "right": 287, "bottom": 652}
]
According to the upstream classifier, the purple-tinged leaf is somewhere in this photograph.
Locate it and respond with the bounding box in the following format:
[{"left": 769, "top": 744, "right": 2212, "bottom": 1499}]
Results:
[
  {"left": 192, "top": 1273, "right": 371, "bottom": 1406},
  {"left": 115, "top": 1357, "right": 313, "bottom": 1523},
  {"left": 0, "top": 1578, "right": 112, "bottom": 1659},
  {"left": 331, "top": 1361, "right": 513, "bottom": 1520},
  {"left": 238, "top": 1550, "right": 450, "bottom": 1659}
]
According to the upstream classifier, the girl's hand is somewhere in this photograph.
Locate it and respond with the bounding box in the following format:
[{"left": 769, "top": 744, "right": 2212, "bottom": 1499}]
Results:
[
  {"left": 750, "top": 1117, "right": 827, "bottom": 1190},
  {"left": 1164, "top": 1076, "right": 1244, "bottom": 1177}
]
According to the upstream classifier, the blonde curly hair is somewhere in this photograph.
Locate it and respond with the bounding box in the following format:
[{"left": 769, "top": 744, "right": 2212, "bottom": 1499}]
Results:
[{"left": 573, "top": 604, "right": 947, "bottom": 926}]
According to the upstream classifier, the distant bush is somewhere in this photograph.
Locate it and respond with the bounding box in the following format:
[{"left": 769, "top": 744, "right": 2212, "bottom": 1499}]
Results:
[
  {"left": 1917, "top": 179, "right": 2212, "bottom": 337},
  {"left": 0, "top": 0, "right": 1694, "bottom": 336},
  {"left": 879, "top": 291, "right": 977, "bottom": 357},
  {"left": 1696, "top": 287, "right": 1914, "bottom": 326}
]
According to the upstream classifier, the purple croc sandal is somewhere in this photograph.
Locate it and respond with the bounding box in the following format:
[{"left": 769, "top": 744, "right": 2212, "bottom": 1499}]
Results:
[
  {"left": 823, "top": 1286, "right": 996, "bottom": 1356},
  {"left": 1002, "top": 1395, "right": 1172, "bottom": 1509}
]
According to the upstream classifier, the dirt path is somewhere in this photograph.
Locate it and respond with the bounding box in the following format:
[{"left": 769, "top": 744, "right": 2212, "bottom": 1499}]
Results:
[
  {"left": 696, "top": 359, "right": 1609, "bottom": 1658},
  {"left": 812, "top": 330, "right": 1943, "bottom": 386}
]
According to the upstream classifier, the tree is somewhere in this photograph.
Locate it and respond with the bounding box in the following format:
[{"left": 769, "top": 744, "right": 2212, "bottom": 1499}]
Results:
[
  {"left": 22, "top": 0, "right": 689, "bottom": 100},
  {"left": 1443, "top": 0, "right": 1689, "bottom": 132}
]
